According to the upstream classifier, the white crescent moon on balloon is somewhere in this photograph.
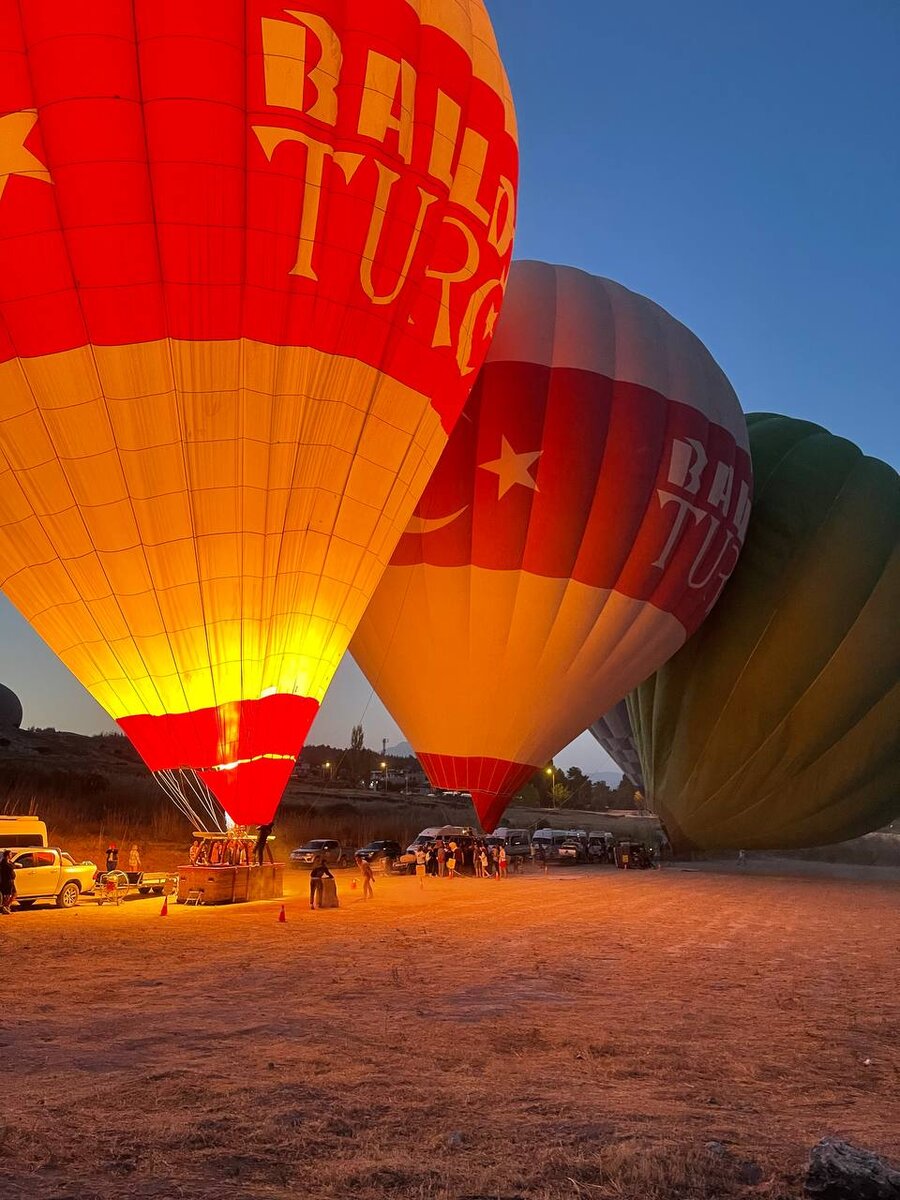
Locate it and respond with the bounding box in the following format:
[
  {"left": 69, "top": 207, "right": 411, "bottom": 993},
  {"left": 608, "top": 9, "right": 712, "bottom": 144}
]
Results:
[{"left": 406, "top": 506, "right": 469, "bottom": 535}]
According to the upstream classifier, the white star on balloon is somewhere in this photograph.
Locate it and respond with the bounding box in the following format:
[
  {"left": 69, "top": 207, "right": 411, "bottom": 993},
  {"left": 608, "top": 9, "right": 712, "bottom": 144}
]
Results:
[{"left": 479, "top": 436, "right": 542, "bottom": 499}]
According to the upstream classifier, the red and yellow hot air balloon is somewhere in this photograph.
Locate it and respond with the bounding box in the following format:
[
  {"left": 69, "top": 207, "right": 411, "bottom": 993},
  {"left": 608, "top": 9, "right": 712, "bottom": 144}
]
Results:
[
  {"left": 352, "top": 261, "right": 751, "bottom": 831},
  {"left": 0, "top": 1, "right": 517, "bottom": 825}
]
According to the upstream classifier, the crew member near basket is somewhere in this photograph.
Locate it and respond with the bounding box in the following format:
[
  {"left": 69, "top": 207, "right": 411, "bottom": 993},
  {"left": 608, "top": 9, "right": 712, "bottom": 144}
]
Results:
[
  {"left": 254, "top": 822, "right": 275, "bottom": 867},
  {"left": 309, "top": 856, "right": 334, "bottom": 910}
]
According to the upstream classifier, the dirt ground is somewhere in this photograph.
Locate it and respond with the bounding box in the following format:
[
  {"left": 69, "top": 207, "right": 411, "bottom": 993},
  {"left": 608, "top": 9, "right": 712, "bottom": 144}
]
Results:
[{"left": 2, "top": 864, "right": 898, "bottom": 1200}]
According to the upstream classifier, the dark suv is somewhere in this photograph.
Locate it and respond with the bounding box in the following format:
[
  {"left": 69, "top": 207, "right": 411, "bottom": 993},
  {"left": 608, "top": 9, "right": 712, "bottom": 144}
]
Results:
[
  {"left": 289, "top": 839, "right": 347, "bottom": 869},
  {"left": 354, "top": 840, "right": 403, "bottom": 872}
]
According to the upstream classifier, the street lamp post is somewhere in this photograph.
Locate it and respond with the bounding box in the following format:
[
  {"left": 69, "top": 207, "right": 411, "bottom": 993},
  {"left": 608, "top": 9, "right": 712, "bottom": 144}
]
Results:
[{"left": 380, "top": 760, "right": 388, "bottom": 791}]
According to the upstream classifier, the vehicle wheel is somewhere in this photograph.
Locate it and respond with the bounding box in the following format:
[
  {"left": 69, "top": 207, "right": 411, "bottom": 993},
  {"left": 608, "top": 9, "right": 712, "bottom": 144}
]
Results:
[
  {"left": 56, "top": 881, "right": 81, "bottom": 909},
  {"left": 15, "top": 898, "right": 35, "bottom": 909},
  {"left": 138, "top": 887, "right": 150, "bottom": 895},
  {"left": 152, "top": 887, "right": 164, "bottom": 895}
]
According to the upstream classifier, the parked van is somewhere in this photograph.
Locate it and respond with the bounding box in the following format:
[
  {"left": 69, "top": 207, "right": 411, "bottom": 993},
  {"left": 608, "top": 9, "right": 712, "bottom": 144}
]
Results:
[
  {"left": 530, "top": 828, "right": 570, "bottom": 858},
  {"left": 405, "top": 825, "right": 471, "bottom": 854},
  {"left": 485, "top": 828, "right": 531, "bottom": 858},
  {"left": 0, "top": 814, "right": 48, "bottom": 849},
  {"left": 531, "top": 828, "right": 588, "bottom": 861}
]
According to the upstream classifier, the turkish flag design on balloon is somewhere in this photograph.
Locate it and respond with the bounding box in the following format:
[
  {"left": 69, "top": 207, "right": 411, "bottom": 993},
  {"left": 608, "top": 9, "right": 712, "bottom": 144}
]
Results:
[
  {"left": 0, "top": 1, "right": 517, "bottom": 824},
  {"left": 352, "top": 261, "right": 752, "bottom": 832}
]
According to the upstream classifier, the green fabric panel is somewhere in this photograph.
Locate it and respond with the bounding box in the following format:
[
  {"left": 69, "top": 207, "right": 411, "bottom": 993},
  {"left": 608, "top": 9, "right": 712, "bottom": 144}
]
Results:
[{"left": 628, "top": 413, "right": 900, "bottom": 851}]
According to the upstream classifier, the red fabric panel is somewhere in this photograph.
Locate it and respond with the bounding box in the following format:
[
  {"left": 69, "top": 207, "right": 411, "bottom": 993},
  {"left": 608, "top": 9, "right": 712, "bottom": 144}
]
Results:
[
  {"left": 196, "top": 757, "right": 299, "bottom": 827},
  {"left": 118, "top": 692, "right": 318, "bottom": 823},
  {"left": 418, "top": 752, "right": 536, "bottom": 833},
  {"left": 392, "top": 362, "right": 753, "bottom": 634}
]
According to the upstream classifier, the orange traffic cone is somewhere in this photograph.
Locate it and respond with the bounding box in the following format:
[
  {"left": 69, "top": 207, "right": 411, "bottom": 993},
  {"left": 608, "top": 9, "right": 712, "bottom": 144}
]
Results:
[
  {"left": 350, "top": 879, "right": 358, "bottom": 890},
  {"left": 278, "top": 904, "right": 286, "bottom": 923},
  {"left": 160, "top": 896, "right": 168, "bottom": 917}
]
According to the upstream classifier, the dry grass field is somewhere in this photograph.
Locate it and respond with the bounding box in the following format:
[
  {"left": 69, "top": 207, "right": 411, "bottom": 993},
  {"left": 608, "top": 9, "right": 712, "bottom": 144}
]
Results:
[{"left": 2, "top": 864, "right": 898, "bottom": 1200}]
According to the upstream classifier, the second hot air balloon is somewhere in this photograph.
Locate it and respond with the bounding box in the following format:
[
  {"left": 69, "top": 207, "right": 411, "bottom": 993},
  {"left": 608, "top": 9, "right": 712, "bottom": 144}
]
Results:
[
  {"left": 0, "top": 1, "right": 517, "bottom": 826},
  {"left": 352, "top": 261, "right": 752, "bottom": 831}
]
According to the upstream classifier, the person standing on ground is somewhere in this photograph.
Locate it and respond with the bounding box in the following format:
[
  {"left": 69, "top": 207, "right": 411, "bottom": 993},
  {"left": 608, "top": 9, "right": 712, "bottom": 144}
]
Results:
[
  {"left": 357, "top": 855, "right": 375, "bottom": 900},
  {"left": 436, "top": 842, "right": 446, "bottom": 877},
  {"left": 415, "top": 847, "right": 427, "bottom": 890},
  {"left": 446, "top": 849, "right": 457, "bottom": 879},
  {"left": 0, "top": 851, "right": 16, "bottom": 914},
  {"left": 490, "top": 844, "right": 500, "bottom": 877},
  {"left": 309, "top": 856, "right": 333, "bottom": 909},
  {"left": 105, "top": 845, "right": 119, "bottom": 873},
  {"left": 479, "top": 845, "right": 489, "bottom": 878},
  {"left": 498, "top": 845, "right": 508, "bottom": 878},
  {"left": 474, "top": 844, "right": 483, "bottom": 878},
  {"left": 128, "top": 844, "right": 142, "bottom": 873},
  {"left": 254, "top": 822, "right": 274, "bottom": 866}
]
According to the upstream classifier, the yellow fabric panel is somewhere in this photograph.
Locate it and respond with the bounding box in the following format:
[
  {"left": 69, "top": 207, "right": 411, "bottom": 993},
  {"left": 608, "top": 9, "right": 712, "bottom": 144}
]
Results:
[
  {"left": 352, "top": 564, "right": 687, "bottom": 767},
  {"left": 0, "top": 340, "right": 444, "bottom": 719}
]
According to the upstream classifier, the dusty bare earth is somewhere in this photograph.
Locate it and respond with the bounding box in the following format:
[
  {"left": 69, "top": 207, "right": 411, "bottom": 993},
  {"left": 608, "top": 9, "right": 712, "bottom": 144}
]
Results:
[{"left": 2, "top": 865, "right": 898, "bottom": 1200}]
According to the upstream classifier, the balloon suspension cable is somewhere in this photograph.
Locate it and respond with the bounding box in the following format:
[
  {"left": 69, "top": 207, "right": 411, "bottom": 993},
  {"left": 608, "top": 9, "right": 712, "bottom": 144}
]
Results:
[{"left": 155, "top": 768, "right": 228, "bottom": 833}]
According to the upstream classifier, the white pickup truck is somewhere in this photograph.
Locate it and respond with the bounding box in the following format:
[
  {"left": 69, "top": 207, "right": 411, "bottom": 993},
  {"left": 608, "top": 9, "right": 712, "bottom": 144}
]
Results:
[{"left": 9, "top": 848, "right": 97, "bottom": 909}]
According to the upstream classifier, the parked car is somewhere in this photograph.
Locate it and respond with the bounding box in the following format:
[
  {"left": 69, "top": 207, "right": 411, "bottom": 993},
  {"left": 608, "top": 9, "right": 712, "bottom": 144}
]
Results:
[
  {"left": 9, "top": 848, "right": 97, "bottom": 909},
  {"left": 485, "top": 828, "right": 531, "bottom": 859},
  {"left": 531, "top": 828, "right": 587, "bottom": 862},
  {"left": 289, "top": 839, "right": 348, "bottom": 869},
  {"left": 354, "top": 840, "right": 403, "bottom": 872},
  {"left": 557, "top": 838, "right": 588, "bottom": 864}
]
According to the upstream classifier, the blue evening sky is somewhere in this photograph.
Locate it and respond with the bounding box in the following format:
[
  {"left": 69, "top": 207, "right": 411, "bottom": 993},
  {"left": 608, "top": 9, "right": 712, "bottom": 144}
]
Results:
[{"left": 1, "top": 1, "right": 897, "bottom": 775}]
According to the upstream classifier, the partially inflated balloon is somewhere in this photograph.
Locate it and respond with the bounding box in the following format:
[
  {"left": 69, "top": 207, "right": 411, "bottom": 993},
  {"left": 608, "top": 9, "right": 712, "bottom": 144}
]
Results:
[
  {"left": 629, "top": 413, "right": 900, "bottom": 851},
  {"left": 0, "top": 2, "right": 517, "bottom": 825},
  {"left": 352, "top": 261, "right": 751, "bottom": 831},
  {"left": 589, "top": 702, "right": 644, "bottom": 791}
]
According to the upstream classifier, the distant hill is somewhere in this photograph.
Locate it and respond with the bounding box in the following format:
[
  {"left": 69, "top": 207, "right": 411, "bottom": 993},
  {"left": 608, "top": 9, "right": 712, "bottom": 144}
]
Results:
[{"left": 385, "top": 740, "right": 414, "bottom": 758}]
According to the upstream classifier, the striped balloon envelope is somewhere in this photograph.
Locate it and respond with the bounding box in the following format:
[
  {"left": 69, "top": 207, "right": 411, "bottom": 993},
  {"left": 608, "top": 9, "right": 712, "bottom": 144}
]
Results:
[
  {"left": 352, "top": 261, "right": 751, "bottom": 832},
  {"left": 589, "top": 701, "right": 644, "bottom": 792},
  {"left": 0, "top": 2, "right": 517, "bottom": 825}
]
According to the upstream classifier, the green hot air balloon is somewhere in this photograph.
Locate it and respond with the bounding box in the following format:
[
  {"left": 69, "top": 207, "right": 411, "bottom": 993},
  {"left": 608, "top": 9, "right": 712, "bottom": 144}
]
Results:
[{"left": 629, "top": 412, "right": 900, "bottom": 852}]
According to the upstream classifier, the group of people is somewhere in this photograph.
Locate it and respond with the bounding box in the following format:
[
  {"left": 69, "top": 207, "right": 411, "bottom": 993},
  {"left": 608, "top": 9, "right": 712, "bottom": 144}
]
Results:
[
  {"left": 102, "top": 844, "right": 142, "bottom": 874},
  {"left": 188, "top": 835, "right": 257, "bottom": 867},
  {"left": 413, "top": 838, "right": 518, "bottom": 884},
  {"left": 186, "top": 823, "right": 276, "bottom": 869}
]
